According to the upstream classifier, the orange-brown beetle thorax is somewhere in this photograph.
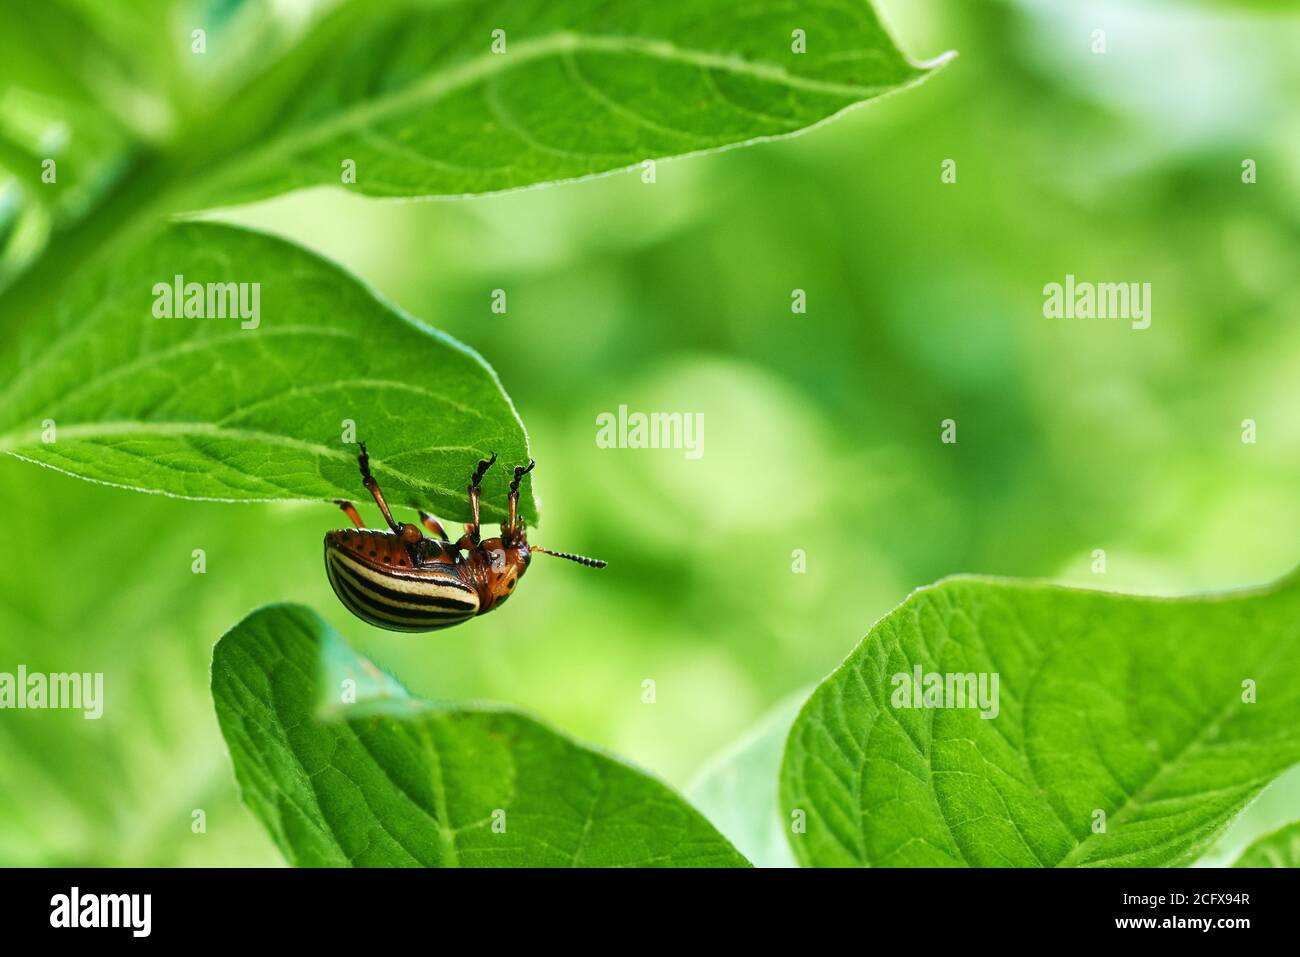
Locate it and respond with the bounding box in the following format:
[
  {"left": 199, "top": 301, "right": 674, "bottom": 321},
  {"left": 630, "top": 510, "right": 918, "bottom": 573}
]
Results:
[{"left": 464, "top": 536, "right": 531, "bottom": 613}]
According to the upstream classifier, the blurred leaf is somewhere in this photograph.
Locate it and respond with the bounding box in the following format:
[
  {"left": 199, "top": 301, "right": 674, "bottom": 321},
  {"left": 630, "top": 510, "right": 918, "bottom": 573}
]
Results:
[
  {"left": 0, "top": 457, "right": 282, "bottom": 866},
  {"left": 196, "top": 0, "right": 941, "bottom": 204},
  {"left": 1232, "top": 821, "right": 1300, "bottom": 867},
  {"left": 781, "top": 573, "right": 1300, "bottom": 867},
  {"left": 212, "top": 604, "right": 751, "bottom": 867},
  {"left": 0, "top": 0, "right": 181, "bottom": 140},
  {"left": 686, "top": 689, "right": 808, "bottom": 868},
  {"left": 1194, "top": 763, "right": 1300, "bottom": 865},
  {"left": 0, "top": 1, "right": 132, "bottom": 112},
  {"left": 0, "top": 181, "right": 31, "bottom": 265},
  {"left": 0, "top": 220, "right": 535, "bottom": 524}
]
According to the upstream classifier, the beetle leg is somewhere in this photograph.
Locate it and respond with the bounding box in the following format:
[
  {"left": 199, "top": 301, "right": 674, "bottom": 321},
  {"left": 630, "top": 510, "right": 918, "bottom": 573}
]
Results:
[
  {"left": 357, "top": 442, "right": 401, "bottom": 533},
  {"left": 507, "top": 459, "right": 535, "bottom": 536},
  {"left": 334, "top": 500, "right": 366, "bottom": 529},
  {"left": 418, "top": 510, "right": 448, "bottom": 539},
  {"left": 464, "top": 452, "right": 496, "bottom": 543}
]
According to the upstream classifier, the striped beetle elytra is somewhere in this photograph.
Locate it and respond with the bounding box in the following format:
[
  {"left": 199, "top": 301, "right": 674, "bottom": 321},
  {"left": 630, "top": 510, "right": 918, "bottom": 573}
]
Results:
[{"left": 325, "top": 444, "right": 605, "bottom": 632}]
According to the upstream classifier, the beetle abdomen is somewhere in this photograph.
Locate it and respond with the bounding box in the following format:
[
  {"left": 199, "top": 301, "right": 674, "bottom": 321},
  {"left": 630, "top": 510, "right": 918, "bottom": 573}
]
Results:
[{"left": 324, "top": 532, "right": 479, "bottom": 632}]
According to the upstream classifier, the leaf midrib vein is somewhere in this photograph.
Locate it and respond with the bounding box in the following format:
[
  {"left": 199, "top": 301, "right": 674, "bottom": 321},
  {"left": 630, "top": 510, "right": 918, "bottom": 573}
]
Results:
[
  {"left": 0, "top": 420, "right": 470, "bottom": 500},
  {"left": 217, "top": 31, "right": 882, "bottom": 182},
  {"left": 1057, "top": 618, "right": 1300, "bottom": 867}
]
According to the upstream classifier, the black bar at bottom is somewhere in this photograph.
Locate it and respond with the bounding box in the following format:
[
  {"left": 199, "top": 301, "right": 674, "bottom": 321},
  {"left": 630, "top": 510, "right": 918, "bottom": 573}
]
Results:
[{"left": 0, "top": 866, "right": 1287, "bottom": 942}]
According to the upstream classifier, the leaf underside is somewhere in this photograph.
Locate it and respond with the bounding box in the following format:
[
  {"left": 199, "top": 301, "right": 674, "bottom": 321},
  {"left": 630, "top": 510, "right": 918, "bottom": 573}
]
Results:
[
  {"left": 199, "top": 0, "right": 934, "bottom": 205},
  {"left": 0, "top": 221, "right": 535, "bottom": 523}
]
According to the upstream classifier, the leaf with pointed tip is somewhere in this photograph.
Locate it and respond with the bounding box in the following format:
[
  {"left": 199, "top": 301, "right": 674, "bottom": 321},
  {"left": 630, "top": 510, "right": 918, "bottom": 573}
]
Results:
[
  {"left": 212, "top": 604, "right": 751, "bottom": 867},
  {"left": 197, "top": 0, "right": 945, "bottom": 204},
  {"left": 781, "top": 573, "right": 1300, "bottom": 867},
  {"left": 0, "top": 220, "right": 535, "bottom": 524}
]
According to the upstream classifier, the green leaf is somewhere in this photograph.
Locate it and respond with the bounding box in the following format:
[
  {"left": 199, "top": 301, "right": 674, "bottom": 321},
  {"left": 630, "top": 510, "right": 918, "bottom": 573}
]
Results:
[
  {"left": 0, "top": 220, "right": 535, "bottom": 524},
  {"left": 1233, "top": 821, "right": 1300, "bottom": 867},
  {"left": 686, "top": 690, "right": 807, "bottom": 868},
  {"left": 212, "top": 604, "right": 751, "bottom": 867},
  {"left": 781, "top": 573, "right": 1300, "bottom": 867},
  {"left": 196, "top": 0, "right": 944, "bottom": 205}
]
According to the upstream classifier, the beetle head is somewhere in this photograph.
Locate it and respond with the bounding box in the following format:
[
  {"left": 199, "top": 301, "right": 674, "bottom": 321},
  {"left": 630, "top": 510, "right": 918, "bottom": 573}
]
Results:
[
  {"left": 469, "top": 534, "right": 532, "bottom": 611},
  {"left": 468, "top": 524, "right": 606, "bottom": 612}
]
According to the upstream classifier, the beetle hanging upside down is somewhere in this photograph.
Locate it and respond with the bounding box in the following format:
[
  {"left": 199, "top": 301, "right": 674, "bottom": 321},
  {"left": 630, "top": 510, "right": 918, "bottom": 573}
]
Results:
[{"left": 325, "top": 444, "right": 605, "bottom": 632}]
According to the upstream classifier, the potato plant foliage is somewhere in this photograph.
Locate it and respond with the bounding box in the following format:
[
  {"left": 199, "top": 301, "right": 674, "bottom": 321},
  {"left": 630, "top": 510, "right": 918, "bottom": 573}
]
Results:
[
  {"left": 1, "top": 0, "right": 936, "bottom": 516},
  {"left": 781, "top": 574, "right": 1300, "bottom": 867},
  {"left": 213, "top": 605, "right": 749, "bottom": 867},
  {"left": 4, "top": 0, "right": 1293, "bottom": 870}
]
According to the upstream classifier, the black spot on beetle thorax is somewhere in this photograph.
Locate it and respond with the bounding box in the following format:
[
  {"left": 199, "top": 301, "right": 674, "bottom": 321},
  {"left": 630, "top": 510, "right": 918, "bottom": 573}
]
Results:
[{"left": 413, "top": 538, "right": 464, "bottom": 566}]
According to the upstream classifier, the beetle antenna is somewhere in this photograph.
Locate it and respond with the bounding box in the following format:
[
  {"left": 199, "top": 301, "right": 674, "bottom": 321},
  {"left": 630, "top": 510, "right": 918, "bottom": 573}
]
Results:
[{"left": 533, "top": 547, "right": 607, "bottom": 569}]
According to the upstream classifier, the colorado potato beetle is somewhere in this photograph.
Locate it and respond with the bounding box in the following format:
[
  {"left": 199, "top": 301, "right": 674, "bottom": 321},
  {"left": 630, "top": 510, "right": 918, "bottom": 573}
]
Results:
[{"left": 324, "top": 444, "right": 605, "bottom": 632}]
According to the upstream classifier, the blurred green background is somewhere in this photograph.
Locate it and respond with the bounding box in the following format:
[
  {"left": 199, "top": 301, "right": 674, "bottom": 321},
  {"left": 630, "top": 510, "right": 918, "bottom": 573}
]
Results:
[{"left": 2, "top": 0, "right": 1299, "bottom": 866}]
